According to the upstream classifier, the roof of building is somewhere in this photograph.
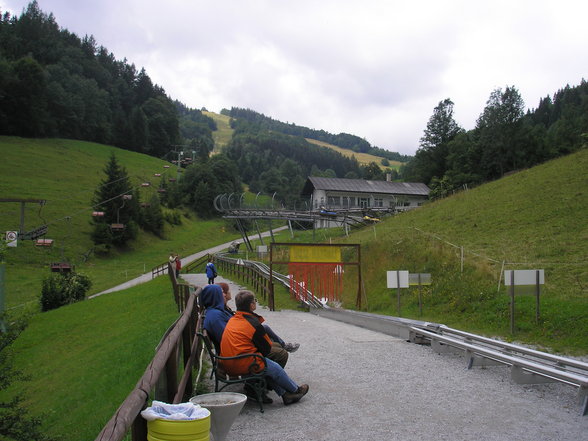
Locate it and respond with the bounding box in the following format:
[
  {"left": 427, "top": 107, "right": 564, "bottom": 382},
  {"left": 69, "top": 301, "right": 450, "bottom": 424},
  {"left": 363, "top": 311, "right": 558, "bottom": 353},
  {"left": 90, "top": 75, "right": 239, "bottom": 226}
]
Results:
[{"left": 301, "top": 176, "right": 430, "bottom": 196}]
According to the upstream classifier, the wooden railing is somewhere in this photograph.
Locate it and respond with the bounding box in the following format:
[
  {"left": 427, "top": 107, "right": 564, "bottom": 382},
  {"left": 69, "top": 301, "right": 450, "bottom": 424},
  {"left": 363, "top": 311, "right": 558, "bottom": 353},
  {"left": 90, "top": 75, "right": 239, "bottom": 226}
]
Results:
[
  {"left": 95, "top": 266, "right": 203, "bottom": 441},
  {"left": 215, "top": 255, "right": 274, "bottom": 309},
  {"left": 182, "top": 254, "right": 211, "bottom": 276},
  {"left": 151, "top": 261, "right": 169, "bottom": 279}
]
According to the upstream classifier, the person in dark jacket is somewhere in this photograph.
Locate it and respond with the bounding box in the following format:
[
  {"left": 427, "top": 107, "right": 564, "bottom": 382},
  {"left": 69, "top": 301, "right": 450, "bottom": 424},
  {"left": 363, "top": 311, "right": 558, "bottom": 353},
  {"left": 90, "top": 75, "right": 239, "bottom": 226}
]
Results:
[
  {"left": 221, "top": 290, "right": 309, "bottom": 406},
  {"left": 200, "top": 284, "right": 232, "bottom": 348},
  {"left": 205, "top": 258, "right": 217, "bottom": 284}
]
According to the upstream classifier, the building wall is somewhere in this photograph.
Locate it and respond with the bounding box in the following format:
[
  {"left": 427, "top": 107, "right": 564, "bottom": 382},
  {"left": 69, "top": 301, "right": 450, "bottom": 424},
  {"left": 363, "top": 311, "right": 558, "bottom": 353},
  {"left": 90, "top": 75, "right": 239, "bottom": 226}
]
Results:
[
  {"left": 311, "top": 190, "right": 426, "bottom": 211},
  {"left": 310, "top": 189, "right": 427, "bottom": 228}
]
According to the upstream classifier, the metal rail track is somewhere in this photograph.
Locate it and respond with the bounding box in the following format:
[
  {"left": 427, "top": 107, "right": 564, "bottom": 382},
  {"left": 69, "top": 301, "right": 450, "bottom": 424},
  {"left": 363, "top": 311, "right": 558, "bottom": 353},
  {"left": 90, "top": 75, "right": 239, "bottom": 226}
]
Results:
[
  {"left": 217, "top": 254, "right": 324, "bottom": 308},
  {"left": 410, "top": 324, "right": 588, "bottom": 416},
  {"left": 216, "top": 253, "right": 588, "bottom": 416}
]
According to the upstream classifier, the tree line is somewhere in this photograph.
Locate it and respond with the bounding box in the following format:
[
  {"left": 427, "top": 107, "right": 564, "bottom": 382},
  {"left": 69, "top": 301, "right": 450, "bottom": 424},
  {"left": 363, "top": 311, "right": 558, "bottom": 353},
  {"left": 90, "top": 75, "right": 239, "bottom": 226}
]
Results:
[
  {"left": 0, "top": 1, "right": 214, "bottom": 158},
  {"left": 403, "top": 82, "right": 588, "bottom": 198},
  {"left": 222, "top": 107, "right": 411, "bottom": 162}
]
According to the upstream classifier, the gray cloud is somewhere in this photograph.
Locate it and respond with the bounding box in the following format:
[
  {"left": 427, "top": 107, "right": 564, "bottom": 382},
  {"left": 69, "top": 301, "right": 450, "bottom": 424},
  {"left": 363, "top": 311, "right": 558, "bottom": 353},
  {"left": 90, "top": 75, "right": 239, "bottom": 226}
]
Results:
[{"left": 3, "top": 0, "right": 588, "bottom": 154}]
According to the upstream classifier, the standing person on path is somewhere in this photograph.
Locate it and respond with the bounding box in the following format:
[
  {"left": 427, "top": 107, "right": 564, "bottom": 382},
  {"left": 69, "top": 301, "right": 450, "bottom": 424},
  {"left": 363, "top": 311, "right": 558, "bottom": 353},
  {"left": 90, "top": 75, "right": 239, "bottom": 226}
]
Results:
[
  {"left": 175, "top": 254, "right": 181, "bottom": 278},
  {"left": 205, "top": 257, "right": 217, "bottom": 284},
  {"left": 169, "top": 253, "right": 179, "bottom": 277},
  {"left": 221, "top": 290, "right": 309, "bottom": 406}
]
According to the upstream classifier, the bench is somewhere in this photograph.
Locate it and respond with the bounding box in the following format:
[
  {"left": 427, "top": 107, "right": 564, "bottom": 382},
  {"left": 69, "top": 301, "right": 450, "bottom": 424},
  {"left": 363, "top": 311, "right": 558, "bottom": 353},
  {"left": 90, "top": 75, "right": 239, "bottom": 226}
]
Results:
[{"left": 198, "top": 330, "right": 268, "bottom": 412}]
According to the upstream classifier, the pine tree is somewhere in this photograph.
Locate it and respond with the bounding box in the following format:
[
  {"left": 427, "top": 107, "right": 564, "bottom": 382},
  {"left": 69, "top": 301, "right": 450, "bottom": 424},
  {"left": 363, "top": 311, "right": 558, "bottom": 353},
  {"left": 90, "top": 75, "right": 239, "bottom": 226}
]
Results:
[{"left": 91, "top": 153, "right": 139, "bottom": 249}]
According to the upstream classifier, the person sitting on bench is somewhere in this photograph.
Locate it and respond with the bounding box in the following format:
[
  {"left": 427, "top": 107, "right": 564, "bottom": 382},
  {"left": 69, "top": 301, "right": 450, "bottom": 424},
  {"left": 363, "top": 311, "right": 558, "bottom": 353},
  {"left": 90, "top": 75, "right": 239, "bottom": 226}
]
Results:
[
  {"left": 200, "top": 284, "right": 289, "bottom": 368},
  {"left": 220, "top": 290, "right": 309, "bottom": 406},
  {"left": 218, "top": 282, "right": 300, "bottom": 353}
]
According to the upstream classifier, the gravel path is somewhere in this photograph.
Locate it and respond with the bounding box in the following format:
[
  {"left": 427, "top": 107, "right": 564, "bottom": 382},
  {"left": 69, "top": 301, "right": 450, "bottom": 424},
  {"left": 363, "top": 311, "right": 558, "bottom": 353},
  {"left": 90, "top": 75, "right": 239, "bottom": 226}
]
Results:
[{"left": 183, "top": 274, "right": 588, "bottom": 441}]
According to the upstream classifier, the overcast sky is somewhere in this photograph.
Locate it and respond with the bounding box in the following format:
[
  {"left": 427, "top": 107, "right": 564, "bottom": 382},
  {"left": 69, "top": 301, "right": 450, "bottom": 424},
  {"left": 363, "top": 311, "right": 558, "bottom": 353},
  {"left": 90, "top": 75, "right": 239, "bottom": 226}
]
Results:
[{"left": 3, "top": 0, "right": 588, "bottom": 155}]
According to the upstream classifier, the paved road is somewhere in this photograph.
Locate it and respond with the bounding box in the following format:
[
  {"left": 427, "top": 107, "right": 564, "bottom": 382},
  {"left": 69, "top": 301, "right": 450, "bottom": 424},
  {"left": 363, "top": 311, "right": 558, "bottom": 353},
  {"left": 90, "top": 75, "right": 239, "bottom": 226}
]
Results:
[
  {"left": 183, "top": 274, "right": 588, "bottom": 441},
  {"left": 89, "top": 226, "right": 287, "bottom": 298}
]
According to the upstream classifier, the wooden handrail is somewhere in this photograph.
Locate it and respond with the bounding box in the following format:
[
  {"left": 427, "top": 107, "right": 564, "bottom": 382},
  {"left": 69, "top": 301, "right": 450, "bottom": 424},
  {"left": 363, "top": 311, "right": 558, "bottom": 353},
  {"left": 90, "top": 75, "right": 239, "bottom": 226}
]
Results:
[{"left": 95, "top": 286, "right": 203, "bottom": 441}]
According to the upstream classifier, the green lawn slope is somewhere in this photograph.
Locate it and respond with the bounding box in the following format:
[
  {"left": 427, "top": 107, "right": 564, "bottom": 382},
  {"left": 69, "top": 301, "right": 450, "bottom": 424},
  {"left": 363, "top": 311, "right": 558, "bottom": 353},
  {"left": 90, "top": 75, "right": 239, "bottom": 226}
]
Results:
[
  {"left": 0, "top": 136, "right": 241, "bottom": 312},
  {"left": 339, "top": 148, "right": 588, "bottom": 354},
  {"left": 4, "top": 277, "right": 179, "bottom": 441}
]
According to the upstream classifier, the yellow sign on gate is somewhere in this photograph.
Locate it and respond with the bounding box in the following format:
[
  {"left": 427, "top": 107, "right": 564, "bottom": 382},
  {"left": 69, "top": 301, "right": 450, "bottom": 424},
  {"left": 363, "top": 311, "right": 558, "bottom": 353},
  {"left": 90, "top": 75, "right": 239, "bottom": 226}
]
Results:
[{"left": 289, "top": 245, "right": 341, "bottom": 263}]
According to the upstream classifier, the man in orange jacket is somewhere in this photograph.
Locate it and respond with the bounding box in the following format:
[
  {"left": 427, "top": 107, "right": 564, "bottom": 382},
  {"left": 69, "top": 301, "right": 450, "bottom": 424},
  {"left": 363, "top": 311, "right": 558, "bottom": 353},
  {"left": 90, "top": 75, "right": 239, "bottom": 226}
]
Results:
[{"left": 220, "top": 290, "right": 309, "bottom": 405}]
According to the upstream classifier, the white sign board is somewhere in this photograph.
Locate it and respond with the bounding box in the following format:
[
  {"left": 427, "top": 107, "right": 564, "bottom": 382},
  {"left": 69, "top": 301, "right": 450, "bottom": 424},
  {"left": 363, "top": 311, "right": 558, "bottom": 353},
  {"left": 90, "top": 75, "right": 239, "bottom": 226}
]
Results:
[
  {"left": 504, "top": 270, "right": 544, "bottom": 286},
  {"left": 387, "top": 271, "right": 409, "bottom": 289},
  {"left": 5, "top": 231, "right": 17, "bottom": 247},
  {"left": 409, "top": 273, "right": 432, "bottom": 286},
  {"left": 257, "top": 245, "right": 268, "bottom": 253}
]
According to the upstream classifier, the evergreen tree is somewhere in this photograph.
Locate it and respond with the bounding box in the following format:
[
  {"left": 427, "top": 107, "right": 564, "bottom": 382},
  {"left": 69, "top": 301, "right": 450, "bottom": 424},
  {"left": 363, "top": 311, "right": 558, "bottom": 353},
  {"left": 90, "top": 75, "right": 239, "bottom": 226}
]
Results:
[
  {"left": 91, "top": 153, "right": 139, "bottom": 248},
  {"left": 475, "top": 86, "right": 525, "bottom": 179},
  {"left": 411, "top": 98, "right": 462, "bottom": 184}
]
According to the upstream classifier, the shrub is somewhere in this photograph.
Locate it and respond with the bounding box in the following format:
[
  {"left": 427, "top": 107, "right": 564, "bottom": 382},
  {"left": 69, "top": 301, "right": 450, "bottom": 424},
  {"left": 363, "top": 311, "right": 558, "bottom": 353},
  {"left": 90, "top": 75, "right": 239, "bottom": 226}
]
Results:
[{"left": 40, "top": 272, "right": 92, "bottom": 312}]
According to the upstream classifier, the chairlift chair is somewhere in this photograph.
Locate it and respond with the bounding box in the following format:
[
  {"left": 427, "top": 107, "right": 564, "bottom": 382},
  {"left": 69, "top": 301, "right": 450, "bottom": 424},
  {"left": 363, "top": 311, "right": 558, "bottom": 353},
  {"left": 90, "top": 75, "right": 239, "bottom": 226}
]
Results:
[
  {"left": 50, "top": 262, "right": 72, "bottom": 273},
  {"left": 141, "top": 182, "right": 150, "bottom": 187},
  {"left": 92, "top": 211, "right": 105, "bottom": 217},
  {"left": 154, "top": 173, "right": 162, "bottom": 177},
  {"left": 163, "top": 165, "right": 170, "bottom": 168},
  {"left": 35, "top": 238, "right": 54, "bottom": 247},
  {"left": 110, "top": 197, "right": 128, "bottom": 231}
]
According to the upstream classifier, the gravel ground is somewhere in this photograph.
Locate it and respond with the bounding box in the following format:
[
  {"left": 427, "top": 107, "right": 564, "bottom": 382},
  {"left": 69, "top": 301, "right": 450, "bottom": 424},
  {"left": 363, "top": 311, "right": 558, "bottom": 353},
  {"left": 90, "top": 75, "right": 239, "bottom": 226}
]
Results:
[{"left": 184, "top": 274, "right": 588, "bottom": 441}]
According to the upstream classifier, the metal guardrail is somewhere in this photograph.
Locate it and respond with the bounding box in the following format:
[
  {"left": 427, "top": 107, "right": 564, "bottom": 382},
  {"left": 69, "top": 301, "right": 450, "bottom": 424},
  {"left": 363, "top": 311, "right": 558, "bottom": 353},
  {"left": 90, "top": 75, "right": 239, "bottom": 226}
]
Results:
[
  {"left": 410, "top": 324, "right": 588, "bottom": 416},
  {"left": 215, "top": 254, "right": 324, "bottom": 309},
  {"left": 305, "top": 307, "right": 587, "bottom": 416}
]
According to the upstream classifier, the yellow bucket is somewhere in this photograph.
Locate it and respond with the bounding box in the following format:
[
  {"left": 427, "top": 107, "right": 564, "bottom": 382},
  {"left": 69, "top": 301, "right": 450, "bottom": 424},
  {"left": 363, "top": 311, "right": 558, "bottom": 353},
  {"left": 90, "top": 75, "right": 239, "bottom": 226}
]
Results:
[{"left": 147, "top": 414, "right": 211, "bottom": 441}]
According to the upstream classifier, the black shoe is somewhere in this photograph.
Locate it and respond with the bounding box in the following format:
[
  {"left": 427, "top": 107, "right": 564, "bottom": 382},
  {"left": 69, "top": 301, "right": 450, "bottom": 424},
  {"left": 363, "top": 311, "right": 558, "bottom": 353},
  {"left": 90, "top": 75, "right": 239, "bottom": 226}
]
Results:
[
  {"left": 282, "top": 384, "right": 309, "bottom": 405},
  {"left": 243, "top": 385, "right": 273, "bottom": 404}
]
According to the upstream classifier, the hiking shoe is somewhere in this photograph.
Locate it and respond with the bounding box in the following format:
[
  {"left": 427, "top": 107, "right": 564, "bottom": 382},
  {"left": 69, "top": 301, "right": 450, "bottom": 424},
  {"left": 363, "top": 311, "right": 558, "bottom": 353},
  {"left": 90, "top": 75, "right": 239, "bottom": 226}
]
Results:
[
  {"left": 282, "top": 384, "right": 309, "bottom": 405},
  {"left": 283, "top": 342, "right": 300, "bottom": 353}
]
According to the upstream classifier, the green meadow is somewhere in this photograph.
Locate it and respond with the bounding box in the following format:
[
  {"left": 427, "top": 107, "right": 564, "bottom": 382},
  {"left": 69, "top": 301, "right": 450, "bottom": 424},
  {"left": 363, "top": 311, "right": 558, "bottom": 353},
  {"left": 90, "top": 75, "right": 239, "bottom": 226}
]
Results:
[{"left": 0, "top": 137, "right": 587, "bottom": 440}]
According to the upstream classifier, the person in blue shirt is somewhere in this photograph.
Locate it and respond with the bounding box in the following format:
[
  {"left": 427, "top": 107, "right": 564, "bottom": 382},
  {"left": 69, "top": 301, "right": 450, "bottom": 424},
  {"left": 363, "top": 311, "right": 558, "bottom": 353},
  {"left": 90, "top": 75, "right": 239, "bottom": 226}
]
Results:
[{"left": 205, "top": 258, "right": 217, "bottom": 284}]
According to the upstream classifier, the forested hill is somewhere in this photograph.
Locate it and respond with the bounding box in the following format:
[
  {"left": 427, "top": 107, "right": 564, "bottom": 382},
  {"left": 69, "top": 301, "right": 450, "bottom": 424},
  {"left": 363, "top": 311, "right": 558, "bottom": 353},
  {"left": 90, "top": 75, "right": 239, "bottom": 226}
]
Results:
[
  {"left": 0, "top": 1, "right": 215, "bottom": 157},
  {"left": 224, "top": 107, "right": 411, "bottom": 162},
  {"left": 403, "top": 82, "right": 588, "bottom": 199}
]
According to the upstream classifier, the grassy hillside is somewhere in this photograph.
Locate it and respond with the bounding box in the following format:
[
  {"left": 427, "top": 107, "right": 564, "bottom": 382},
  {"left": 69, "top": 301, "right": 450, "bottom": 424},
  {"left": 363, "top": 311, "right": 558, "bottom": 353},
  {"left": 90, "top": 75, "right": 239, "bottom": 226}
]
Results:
[
  {"left": 338, "top": 148, "right": 588, "bottom": 353},
  {"left": 201, "top": 110, "right": 402, "bottom": 171},
  {"left": 0, "top": 137, "right": 241, "bottom": 311},
  {"left": 3, "top": 277, "right": 179, "bottom": 441},
  {"left": 203, "top": 111, "right": 234, "bottom": 151},
  {"left": 306, "top": 138, "right": 402, "bottom": 171}
]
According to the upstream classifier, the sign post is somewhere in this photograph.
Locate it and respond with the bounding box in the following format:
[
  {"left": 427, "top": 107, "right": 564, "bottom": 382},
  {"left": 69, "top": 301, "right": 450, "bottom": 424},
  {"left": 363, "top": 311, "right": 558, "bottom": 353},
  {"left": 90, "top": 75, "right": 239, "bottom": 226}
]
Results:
[
  {"left": 387, "top": 270, "right": 409, "bottom": 316},
  {"left": 409, "top": 273, "right": 432, "bottom": 316},
  {"left": 504, "top": 269, "right": 544, "bottom": 334},
  {"left": 5, "top": 231, "right": 17, "bottom": 248}
]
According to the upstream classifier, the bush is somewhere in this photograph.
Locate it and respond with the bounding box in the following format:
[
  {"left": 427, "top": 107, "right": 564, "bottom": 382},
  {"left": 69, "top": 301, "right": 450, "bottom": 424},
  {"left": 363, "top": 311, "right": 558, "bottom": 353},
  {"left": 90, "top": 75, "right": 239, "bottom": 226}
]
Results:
[{"left": 40, "top": 272, "right": 92, "bottom": 312}]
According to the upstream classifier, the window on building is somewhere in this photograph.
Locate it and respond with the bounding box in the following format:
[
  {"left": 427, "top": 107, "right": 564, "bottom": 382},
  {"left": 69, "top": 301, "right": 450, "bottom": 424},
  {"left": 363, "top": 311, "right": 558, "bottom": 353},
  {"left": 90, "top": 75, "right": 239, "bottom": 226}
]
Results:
[
  {"left": 327, "top": 196, "right": 341, "bottom": 207},
  {"left": 359, "top": 197, "right": 370, "bottom": 208},
  {"left": 374, "top": 198, "right": 383, "bottom": 207}
]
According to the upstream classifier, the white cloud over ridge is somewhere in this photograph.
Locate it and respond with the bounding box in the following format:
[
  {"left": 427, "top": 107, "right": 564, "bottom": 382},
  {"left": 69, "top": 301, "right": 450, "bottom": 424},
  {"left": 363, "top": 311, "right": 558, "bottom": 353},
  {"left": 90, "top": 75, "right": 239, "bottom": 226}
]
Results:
[{"left": 3, "top": 0, "right": 588, "bottom": 154}]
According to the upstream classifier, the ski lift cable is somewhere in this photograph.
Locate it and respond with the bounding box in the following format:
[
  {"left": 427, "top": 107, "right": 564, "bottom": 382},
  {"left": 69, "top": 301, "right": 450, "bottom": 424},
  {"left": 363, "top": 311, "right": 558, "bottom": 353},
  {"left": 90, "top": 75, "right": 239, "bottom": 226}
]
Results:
[{"left": 16, "top": 168, "right": 173, "bottom": 228}]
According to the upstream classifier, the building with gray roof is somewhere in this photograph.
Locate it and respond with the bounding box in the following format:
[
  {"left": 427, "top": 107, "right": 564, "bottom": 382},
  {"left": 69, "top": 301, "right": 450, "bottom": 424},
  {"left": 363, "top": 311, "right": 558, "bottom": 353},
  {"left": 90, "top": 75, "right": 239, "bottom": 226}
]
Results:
[{"left": 301, "top": 176, "right": 430, "bottom": 213}]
